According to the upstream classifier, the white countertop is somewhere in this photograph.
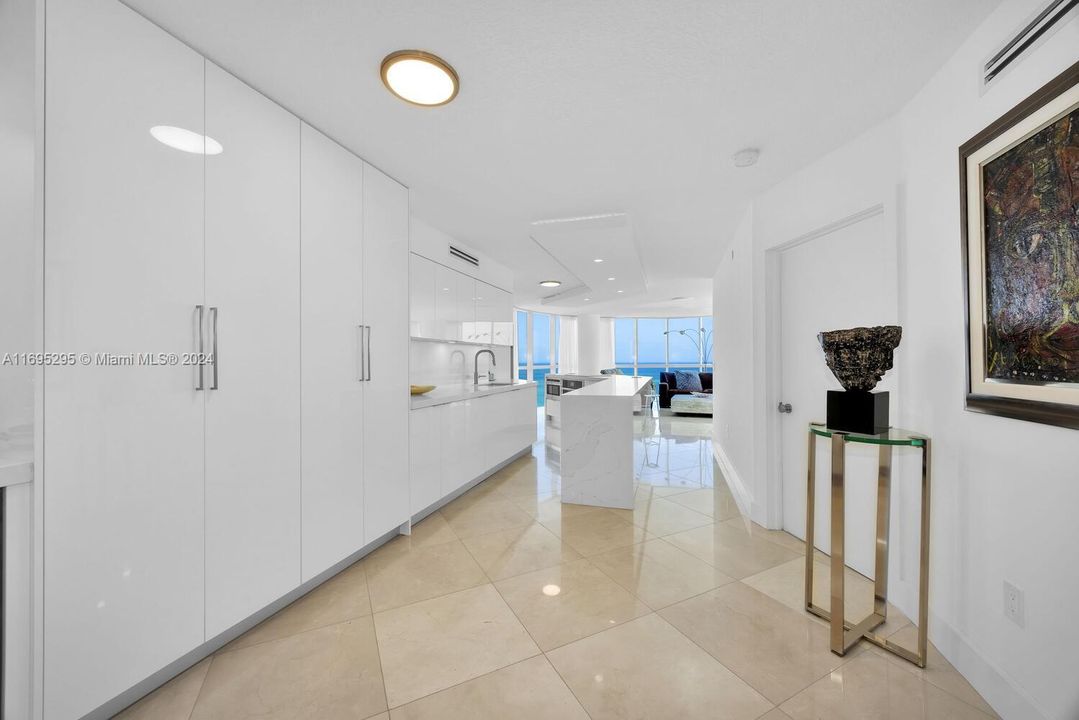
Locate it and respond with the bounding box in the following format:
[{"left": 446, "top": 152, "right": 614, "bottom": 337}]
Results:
[
  {"left": 562, "top": 375, "right": 651, "bottom": 398},
  {"left": 411, "top": 380, "right": 537, "bottom": 410}
]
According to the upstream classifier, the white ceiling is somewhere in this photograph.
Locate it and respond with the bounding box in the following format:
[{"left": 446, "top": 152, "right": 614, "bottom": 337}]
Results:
[{"left": 125, "top": 0, "right": 998, "bottom": 317}]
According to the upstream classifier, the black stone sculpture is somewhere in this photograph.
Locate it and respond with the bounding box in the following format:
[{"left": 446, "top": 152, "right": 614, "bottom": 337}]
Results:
[{"left": 817, "top": 326, "right": 902, "bottom": 433}]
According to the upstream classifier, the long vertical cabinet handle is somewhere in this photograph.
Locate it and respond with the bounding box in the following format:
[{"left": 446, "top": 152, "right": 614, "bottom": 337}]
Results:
[
  {"left": 195, "top": 305, "right": 205, "bottom": 391},
  {"left": 357, "top": 324, "right": 366, "bottom": 382},
  {"left": 365, "top": 325, "right": 372, "bottom": 381},
  {"left": 210, "top": 306, "right": 220, "bottom": 390}
]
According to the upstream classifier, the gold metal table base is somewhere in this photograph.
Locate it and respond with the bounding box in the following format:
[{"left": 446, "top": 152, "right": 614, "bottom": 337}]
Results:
[{"left": 804, "top": 426, "right": 932, "bottom": 668}]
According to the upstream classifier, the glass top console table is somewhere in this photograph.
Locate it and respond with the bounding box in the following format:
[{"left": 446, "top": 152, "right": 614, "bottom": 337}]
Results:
[{"left": 805, "top": 422, "right": 931, "bottom": 667}]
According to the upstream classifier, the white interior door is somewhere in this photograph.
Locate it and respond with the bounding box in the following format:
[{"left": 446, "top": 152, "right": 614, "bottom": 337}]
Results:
[
  {"left": 300, "top": 123, "right": 365, "bottom": 581},
  {"left": 362, "top": 163, "right": 411, "bottom": 543},
  {"left": 204, "top": 62, "right": 301, "bottom": 636},
  {"left": 778, "top": 211, "right": 896, "bottom": 577},
  {"left": 42, "top": 1, "right": 206, "bottom": 716}
]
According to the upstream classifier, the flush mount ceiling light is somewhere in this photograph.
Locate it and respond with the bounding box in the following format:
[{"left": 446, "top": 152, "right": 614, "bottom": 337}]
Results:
[
  {"left": 607, "top": 277, "right": 615, "bottom": 281},
  {"left": 593, "top": 258, "right": 604, "bottom": 263},
  {"left": 381, "top": 50, "right": 459, "bottom": 107},
  {"left": 732, "top": 147, "right": 760, "bottom": 168},
  {"left": 150, "top": 126, "right": 223, "bottom": 155},
  {"left": 539, "top": 280, "right": 562, "bottom": 288}
]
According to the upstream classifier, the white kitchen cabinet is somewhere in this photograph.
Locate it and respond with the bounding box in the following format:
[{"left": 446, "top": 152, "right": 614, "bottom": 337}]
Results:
[
  {"left": 300, "top": 123, "right": 365, "bottom": 581},
  {"left": 204, "top": 62, "right": 302, "bottom": 637},
  {"left": 440, "top": 399, "right": 470, "bottom": 496},
  {"left": 410, "top": 405, "right": 442, "bottom": 513},
  {"left": 409, "top": 253, "right": 437, "bottom": 338},
  {"left": 362, "top": 163, "right": 411, "bottom": 544},
  {"left": 435, "top": 263, "right": 458, "bottom": 341},
  {"left": 510, "top": 386, "right": 539, "bottom": 452},
  {"left": 492, "top": 287, "right": 515, "bottom": 346},
  {"left": 43, "top": 0, "right": 207, "bottom": 716},
  {"left": 457, "top": 272, "right": 477, "bottom": 341},
  {"left": 473, "top": 281, "right": 495, "bottom": 344}
]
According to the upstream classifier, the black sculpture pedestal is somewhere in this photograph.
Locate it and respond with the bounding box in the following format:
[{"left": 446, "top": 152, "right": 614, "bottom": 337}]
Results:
[{"left": 826, "top": 390, "right": 889, "bottom": 434}]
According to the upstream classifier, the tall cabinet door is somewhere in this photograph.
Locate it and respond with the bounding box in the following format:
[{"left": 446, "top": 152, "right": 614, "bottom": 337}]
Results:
[
  {"left": 43, "top": 1, "right": 206, "bottom": 717},
  {"left": 300, "top": 123, "right": 365, "bottom": 581},
  {"left": 204, "top": 63, "right": 302, "bottom": 636},
  {"left": 362, "top": 163, "right": 411, "bottom": 543}
]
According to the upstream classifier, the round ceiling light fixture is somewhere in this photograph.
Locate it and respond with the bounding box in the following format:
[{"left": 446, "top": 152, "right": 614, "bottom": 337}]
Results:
[
  {"left": 381, "top": 50, "right": 459, "bottom": 107},
  {"left": 539, "top": 280, "right": 562, "bottom": 288},
  {"left": 150, "top": 126, "right": 223, "bottom": 155},
  {"left": 732, "top": 147, "right": 760, "bottom": 168},
  {"left": 593, "top": 258, "right": 604, "bottom": 263}
]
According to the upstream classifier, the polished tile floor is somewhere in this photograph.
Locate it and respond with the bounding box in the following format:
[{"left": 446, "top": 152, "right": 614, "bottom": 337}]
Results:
[{"left": 116, "top": 414, "right": 998, "bottom": 720}]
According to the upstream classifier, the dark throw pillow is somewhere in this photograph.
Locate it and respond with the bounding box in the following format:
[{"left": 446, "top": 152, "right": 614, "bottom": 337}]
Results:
[{"left": 673, "top": 370, "right": 703, "bottom": 392}]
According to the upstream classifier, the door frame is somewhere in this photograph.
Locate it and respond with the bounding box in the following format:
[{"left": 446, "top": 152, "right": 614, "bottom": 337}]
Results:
[{"left": 762, "top": 193, "right": 901, "bottom": 533}]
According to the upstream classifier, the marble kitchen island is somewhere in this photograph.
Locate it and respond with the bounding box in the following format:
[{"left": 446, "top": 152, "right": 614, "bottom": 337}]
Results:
[{"left": 560, "top": 374, "right": 651, "bottom": 509}]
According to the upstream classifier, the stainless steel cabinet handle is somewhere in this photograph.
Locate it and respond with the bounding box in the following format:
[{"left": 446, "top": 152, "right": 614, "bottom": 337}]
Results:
[
  {"left": 210, "top": 306, "right": 219, "bottom": 390},
  {"left": 360, "top": 325, "right": 369, "bottom": 382},
  {"left": 195, "top": 305, "right": 205, "bottom": 391},
  {"left": 365, "top": 325, "right": 372, "bottom": 381}
]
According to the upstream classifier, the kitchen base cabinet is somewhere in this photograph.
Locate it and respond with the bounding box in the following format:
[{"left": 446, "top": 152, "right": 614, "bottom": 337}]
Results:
[{"left": 409, "top": 405, "right": 442, "bottom": 513}]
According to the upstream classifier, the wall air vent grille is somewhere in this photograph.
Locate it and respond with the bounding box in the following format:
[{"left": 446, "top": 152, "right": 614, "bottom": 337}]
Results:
[
  {"left": 449, "top": 245, "right": 479, "bottom": 267},
  {"left": 983, "top": 0, "right": 1077, "bottom": 85}
]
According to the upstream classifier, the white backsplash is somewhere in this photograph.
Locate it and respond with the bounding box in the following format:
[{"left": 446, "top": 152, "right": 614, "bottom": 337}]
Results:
[{"left": 410, "top": 340, "right": 514, "bottom": 387}]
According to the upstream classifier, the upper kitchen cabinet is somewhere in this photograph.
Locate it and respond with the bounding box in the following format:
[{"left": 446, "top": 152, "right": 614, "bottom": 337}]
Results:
[
  {"left": 300, "top": 123, "right": 365, "bottom": 582},
  {"left": 410, "top": 253, "right": 437, "bottom": 338},
  {"left": 434, "top": 263, "right": 459, "bottom": 341},
  {"left": 362, "top": 163, "right": 411, "bottom": 544},
  {"left": 204, "top": 62, "right": 302, "bottom": 638},
  {"left": 457, "top": 272, "right": 477, "bottom": 341},
  {"left": 43, "top": 0, "right": 207, "bottom": 716},
  {"left": 491, "top": 287, "right": 515, "bottom": 345}
]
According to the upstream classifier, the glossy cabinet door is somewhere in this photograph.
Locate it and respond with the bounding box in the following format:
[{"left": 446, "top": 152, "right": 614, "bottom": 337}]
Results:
[
  {"left": 492, "top": 288, "right": 515, "bottom": 346},
  {"left": 510, "top": 387, "right": 539, "bottom": 452},
  {"left": 440, "top": 399, "right": 470, "bottom": 495},
  {"left": 409, "top": 254, "right": 437, "bottom": 338},
  {"left": 457, "top": 272, "right": 477, "bottom": 342},
  {"left": 434, "top": 263, "right": 458, "bottom": 340},
  {"left": 42, "top": 1, "right": 206, "bottom": 717},
  {"left": 409, "top": 405, "right": 442, "bottom": 513},
  {"left": 204, "top": 62, "right": 302, "bottom": 637},
  {"left": 300, "top": 123, "right": 365, "bottom": 581},
  {"left": 474, "top": 281, "right": 496, "bottom": 344},
  {"left": 362, "top": 163, "right": 411, "bottom": 543}
]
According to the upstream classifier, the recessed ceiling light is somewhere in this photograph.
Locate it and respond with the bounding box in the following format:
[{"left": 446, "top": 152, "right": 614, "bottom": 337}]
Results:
[
  {"left": 607, "top": 277, "right": 615, "bottom": 281},
  {"left": 617, "top": 290, "right": 624, "bottom": 293},
  {"left": 381, "top": 50, "right": 459, "bottom": 107},
  {"left": 150, "top": 126, "right": 223, "bottom": 155},
  {"left": 593, "top": 258, "right": 604, "bottom": 263},
  {"left": 732, "top": 147, "right": 760, "bottom": 168},
  {"left": 539, "top": 280, "right": 562, "bottom": 288},
  {"left": 584, "top": 298, "right": 591, "bottom": 301}
]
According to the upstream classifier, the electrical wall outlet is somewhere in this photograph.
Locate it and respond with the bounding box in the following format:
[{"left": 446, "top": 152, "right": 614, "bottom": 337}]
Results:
[{"left": 1003, "top": 580, "right": 1025, "bottom": 627}]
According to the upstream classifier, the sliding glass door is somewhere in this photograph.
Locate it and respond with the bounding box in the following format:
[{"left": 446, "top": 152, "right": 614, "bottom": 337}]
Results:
[{"left": 515, "top": 309, "right": 561, "bottom": 406}]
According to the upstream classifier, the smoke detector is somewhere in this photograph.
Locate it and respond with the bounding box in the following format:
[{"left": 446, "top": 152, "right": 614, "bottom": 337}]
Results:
[{"left": 732, "top": 148, "right": 760, "bottom": 168}]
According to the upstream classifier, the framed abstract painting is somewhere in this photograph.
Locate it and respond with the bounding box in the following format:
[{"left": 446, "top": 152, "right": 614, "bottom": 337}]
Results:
[{"left": 960, "top": 60, "right": 1079, "bottom": 429}]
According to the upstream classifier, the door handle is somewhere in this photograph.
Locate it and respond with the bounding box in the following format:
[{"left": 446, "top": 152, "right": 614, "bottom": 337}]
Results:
[
  {"left": 210, "top": 306, "right": 219, "bottom": 390},
  {"left": 365, "top": 325, "right": 372, "bottom": 381},
  {"left": 195, "top": 305, "right": 205, "bottom": 391},
  {"left": 357, "top": 324, "right": 365, "bottom": 382},
  {"left": 777, "top": 402, "right": 792, "bottom": 414}
]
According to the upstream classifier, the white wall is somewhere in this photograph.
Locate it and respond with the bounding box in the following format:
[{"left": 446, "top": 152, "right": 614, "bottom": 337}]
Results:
[
  {"left": 576, "top": 314, "right": 613, "bottom": 375},
  {"left": 410, "top": 340, "right": 511, "bottom": 386},
  {"left": 711, "top": 3, "right": 1079, "bottom": 718},
  {"left": 410, "top": 217, "right": 514, "bottom": 292}
]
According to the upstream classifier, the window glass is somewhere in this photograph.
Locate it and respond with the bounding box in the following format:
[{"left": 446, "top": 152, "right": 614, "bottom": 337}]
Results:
[
  {"left": 636, "top": 318, "right": 666, "bottom": 365},
  {"left": 532, "top": 313, "right": 551, "bottom": 365},
  {"left": 516, "top": 310, "right": 528, "bottom": 373},
  {"left": 668, "top": 317, "right": 701, "bottom": 365},
  {"left": 701, "top": 316, "right": 713, "bottom": 365},
  {"left": 614, "top": 318, "right": 635, "bottom": 366}
]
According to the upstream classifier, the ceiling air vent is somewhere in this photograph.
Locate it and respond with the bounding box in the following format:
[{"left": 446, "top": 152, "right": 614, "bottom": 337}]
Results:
[
  {"left": 984, "top": 0, "right": 1077, "bottom": 85},
  {"left": 449, "top": 244, "right": 479, "bottom": 267}
]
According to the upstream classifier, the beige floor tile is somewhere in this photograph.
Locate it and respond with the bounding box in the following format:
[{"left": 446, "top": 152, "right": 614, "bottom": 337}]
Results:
[
  {"left": 660, "top": 582, "right": 848, "bottom": 703},
  {"left": 487, "top": 466, "right": 561, "bottom": 500},
  {"left": 374, "top": 584, "right": 539, "bottom": 707},
  {"left": 494, "top": 558, "right": 651, "bottom": 650},
  {"left": 634, "top": 484, "right": 695, "bottom": 499},
  {"left": 363, "top": 539, "right": 487, "bottom": 612},
  {"left": 540, "top": 509, "right": 654, "bottom": 556},
  {"left": 741, "top": 557, "right": 910, "bottom": 637},
  {"left": 461, "top": 523, "right": 581, "bottom": 581},
  {"left": 879, "top": 626, "right": 999, "bottom": 717},
  {"left": 401, "top": 512, "right": 459, "bottom": 549},
  {"left": 664, "top": 520, "right": 801, "bottom": 578},
  {"left": 664, "top": 487, "right": 743, "bottom": 520},
  {"left": 780, "top": 653, "right": 995, "bottom": 719},
  {"left": 114, "top": 657, "right": 211, "bottom": 720},
  {"left": 513, "top": 495, "right": 604, "bottom": 525},
  {"left": 223, "top": 562, "right": 371, "bottom": 652},
  {"left": 589, "top": 538, "right": 734, "bottom": 609},
  {"left": 388, "top": 656, "right": 589, "bottom": 720},
  {"left": 547, "top": 614, "right": 772, "bottom": 720},
  {"left": 441, "top": 496, "right": 537, "bottom": 539},
  {"left": 758, "top": 710, "right": 795, "bottom": 720},
  {"left": 190, "top": 617, "right": 386, "bottom": 720},
  {"left": 607, "top": 497, "right": 714, "bottom": 536}
]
